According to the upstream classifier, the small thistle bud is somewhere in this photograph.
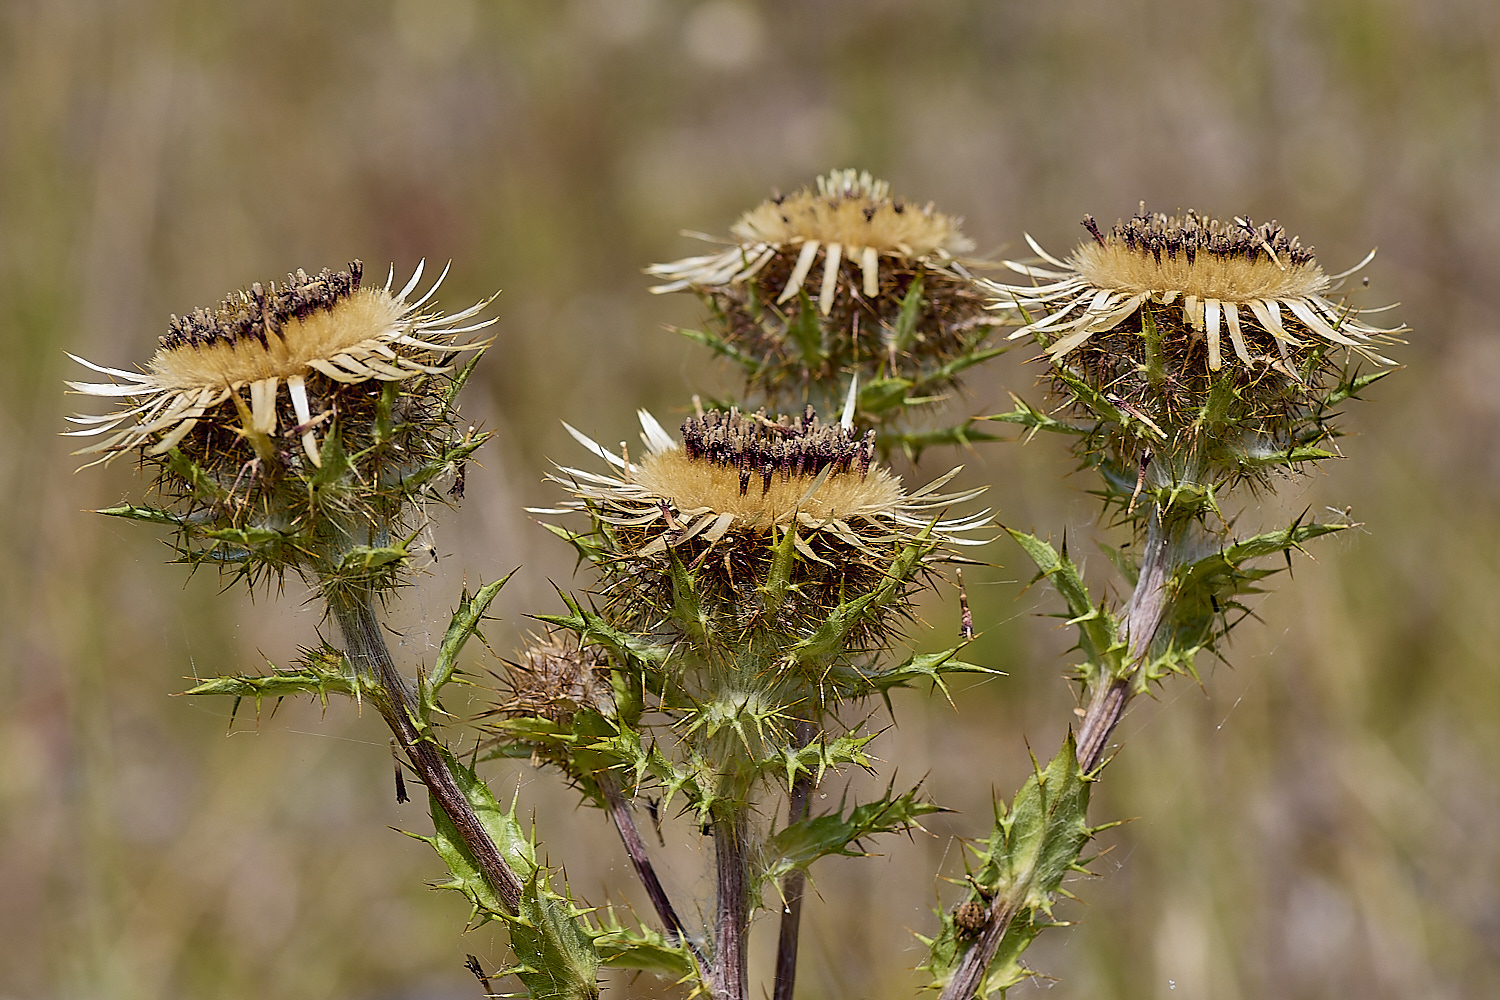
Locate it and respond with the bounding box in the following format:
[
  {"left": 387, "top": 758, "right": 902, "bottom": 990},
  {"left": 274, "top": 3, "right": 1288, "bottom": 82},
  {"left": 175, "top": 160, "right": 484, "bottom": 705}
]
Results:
[
  {"left": 67, "top": 261, "right": 496, "bottom": 593},
  {"left": 495, "top": 632, "right": 614, "bottom": 725},
  {"left": 646, "top": 169, "right": 1004, "bottom": 435},
  {"left": 984, "top": 208, "right": 1406, "bottom": 493}
]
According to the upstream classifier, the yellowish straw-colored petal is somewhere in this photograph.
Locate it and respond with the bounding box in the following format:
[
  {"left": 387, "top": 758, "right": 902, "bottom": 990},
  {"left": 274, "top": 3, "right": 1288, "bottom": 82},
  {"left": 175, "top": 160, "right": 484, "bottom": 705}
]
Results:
[
  {"left": 777, "top": 240, "right": 821, "bottom": 305},
  {"left": 818, "top": 242, "right": 842, "bottom": 316}
]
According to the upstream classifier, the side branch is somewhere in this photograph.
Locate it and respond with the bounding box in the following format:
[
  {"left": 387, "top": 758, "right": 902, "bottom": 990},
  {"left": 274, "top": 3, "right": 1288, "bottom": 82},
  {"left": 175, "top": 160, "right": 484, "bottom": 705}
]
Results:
[
  {"left": 598, "top": 773, "right": 707, "bottom": 969},
  {"left": 332, "top": 593, "right": 525, "bottom": 915}
]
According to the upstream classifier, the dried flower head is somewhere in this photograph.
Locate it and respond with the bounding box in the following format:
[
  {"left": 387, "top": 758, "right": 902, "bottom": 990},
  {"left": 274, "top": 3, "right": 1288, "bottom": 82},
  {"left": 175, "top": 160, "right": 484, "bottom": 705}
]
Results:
[
  {"left": 646, "top": 170, "right": 1003, "bottom": 433},
  {"left": 537, "top": 401, "right": 988, "bottom": 648},
  {"left": 67, "top": 261, "right": 495, "bottom": 593},
  {"left": 496, "top": 632, "right": 614, "bottom": 725},
  {"left": 67, "top": 261, "right": 492, "bottom": 468}
]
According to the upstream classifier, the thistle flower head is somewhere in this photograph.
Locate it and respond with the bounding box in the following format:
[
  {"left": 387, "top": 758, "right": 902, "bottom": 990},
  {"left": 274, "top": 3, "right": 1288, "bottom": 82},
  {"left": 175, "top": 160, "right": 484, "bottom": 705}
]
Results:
[
  {"left": 984, "top": 207, "right": 1405, "bottom": 496},
  {"left": 645, "top": 170, "right": 1002, "bottom": 436},
  {"left": 550, "top": 405, "right": 986, "bottom": 558},
  {"left": 537, "top": 401, "right": 988, "bottom": 655},
  {"left": 67, "top": 260, "right": 491, "bottom": 468},
  {"left": 987, "top": 207, "right": 1401, "bottom": 375},
  {"left": 67, "top": 261, "right": 495, "bottom": 594}
]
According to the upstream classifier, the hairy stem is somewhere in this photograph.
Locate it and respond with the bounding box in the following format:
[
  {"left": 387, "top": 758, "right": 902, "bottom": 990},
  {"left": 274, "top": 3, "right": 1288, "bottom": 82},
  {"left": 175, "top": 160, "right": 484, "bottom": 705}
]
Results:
[
  {"left": 773, "top": 718, "right": 817, "bottom": 1000},
  {"left": 330, "top": 591, "right": 524, "bottom": 915},
  {"left": 598, "top": 773, "right": 707, "bottom": 969},
  {"left": 709, "top": 810, "right": 751, "bottom": 1000}
]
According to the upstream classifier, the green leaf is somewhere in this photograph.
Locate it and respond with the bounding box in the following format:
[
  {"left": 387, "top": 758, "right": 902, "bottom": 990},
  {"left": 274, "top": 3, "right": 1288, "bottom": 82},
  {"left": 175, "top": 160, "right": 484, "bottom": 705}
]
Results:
[
  {"left": 825, "top": 646, "right": 999, "bottom": 710},
  {"left": 592, "top": 912, "right": 696, "bottom": 979},
  {"left": 920, "top": 734, "right": 1097, "bottom": 998},
  {"left": 441, "top": 349, "right": 488, "bottom": 414},
  {"left": 418, "top": 754, "right": 537, "bottom": 921},
  {"left": 533, "top": 593, "right": 671, "bottom": 676},
  {"left": 673, "top": 326, "right": 765, "bottom": 377},
  {"left": 860, "top": 376, "right": 916, "bottom": 414},
  {"left": 96, "top": 503, "right": 184, "bottom": 526},
  {"left": 337, "top": 543, "right": 409, "bottom": 573},
  {"left": 1005, "top": 528, "right": 1126, "bottom": 687},
  {"left": 540, "top": 521, "right": 614, "bottom": 567},
  {"left": 890, "top": 273, "right": 925, "bottom": 355},
  {"left": 668, "top": 550, "right": 711, "bottom": 648},
  {"left": 758, "top": 522, "right": 799, "bottom": 616},
  {"left": 423, "top": 573, "right": 515, "bottom": 719},
  {"left": 581, "top": 721, "right": 713, "bottom": 818},
  {"left": 1051, "top": 366, "right": 1165, "bottom": 441},
  {"left": 981, "top": 395, "right": 1087, "bottom": 437},
  {"left": 180, "top": 652, "right": 363, "bottom": 710},
  {"left": 760, "top": 784, "right": 944, "bottom": 885},
  {"left": 762, "top": 732, "right": 877, "bottom": 792},
  {"left": 502, "top": 869, "right": 602, "bottom": 1000}
]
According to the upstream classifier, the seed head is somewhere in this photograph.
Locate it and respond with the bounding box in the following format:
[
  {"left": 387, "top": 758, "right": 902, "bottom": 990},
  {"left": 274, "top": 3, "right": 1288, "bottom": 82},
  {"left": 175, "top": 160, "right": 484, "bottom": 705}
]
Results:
[{"left": 495, "top": 632, "right": 614, "bottom": 725}]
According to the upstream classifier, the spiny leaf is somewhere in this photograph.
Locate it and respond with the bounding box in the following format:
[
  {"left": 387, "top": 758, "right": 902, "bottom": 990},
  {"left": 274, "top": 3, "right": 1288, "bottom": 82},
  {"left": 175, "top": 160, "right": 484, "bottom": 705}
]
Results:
[
  {"left": 1005, "top": 528, "right": 1125, "bottom": 685},
  {"left": 921, "top": 734, "right": 1097, "bottom": 997},
  {"left": 981, "top": 395, "right": 1086, "bottom": 437},
  {"left": 96, "top": 503, "right": 184, "bottom": 526},
  {"left": 760, "top": 784, "right": 944, "bottom": 885},
  {"left": 592, "top": 912, "right": 696, "bottom": 980},
  {"left": 501, "top": 869, "right": 602, "bottom": 1000},
  {"left": 672, "top": 325, "right": 765, "bottom": 377},
  {"left": 890, "top": 272, "right": 925, "bottom": 355},
  {"left": 423, "top": 572, "right": 515, "bottom": 718}
]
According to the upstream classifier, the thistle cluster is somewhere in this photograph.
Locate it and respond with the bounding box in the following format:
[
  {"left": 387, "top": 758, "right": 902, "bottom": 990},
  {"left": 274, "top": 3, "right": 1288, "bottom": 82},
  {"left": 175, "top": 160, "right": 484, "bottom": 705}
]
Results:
[
  {"left": 65, "top": 185, "right": 1408, "bottom": 1000},
  {"left": 67, "top": 261, "right": 494, "bottom": 602},
  {"left": 648, "top": 169, "right": 1007, "bottom": 452}
]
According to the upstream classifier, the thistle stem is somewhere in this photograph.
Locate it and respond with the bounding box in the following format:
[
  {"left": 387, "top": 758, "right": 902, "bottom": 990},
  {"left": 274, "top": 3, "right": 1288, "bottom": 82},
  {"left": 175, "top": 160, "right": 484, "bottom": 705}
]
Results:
[
  {"left": 709, "top": 810, "right": 751, "bottom": 1000},
  {"left": 773, "top": 719, "right": 817, "bottom": 1000},
  {"left": 1077, "top": 503, "right": 1177, "bottom": 771},
  {"left": 598, "top": 773, "right": 707, "bottom": 969},
  {"left": 937, "top": 894, "right": 1025, "bottom": 1000},
  {"left": 329, "top": 590, "right": 524, "bottom": 915},
  {"left": 943, "top": 506, "right": 1184, "bottom": 1000}
]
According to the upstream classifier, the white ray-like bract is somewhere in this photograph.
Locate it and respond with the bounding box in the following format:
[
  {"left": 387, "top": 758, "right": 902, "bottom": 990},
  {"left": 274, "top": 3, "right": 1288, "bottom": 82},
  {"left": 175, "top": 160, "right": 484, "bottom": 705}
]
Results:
[{"left": 66, "top": 261, "right": 494, "bottom": 467}]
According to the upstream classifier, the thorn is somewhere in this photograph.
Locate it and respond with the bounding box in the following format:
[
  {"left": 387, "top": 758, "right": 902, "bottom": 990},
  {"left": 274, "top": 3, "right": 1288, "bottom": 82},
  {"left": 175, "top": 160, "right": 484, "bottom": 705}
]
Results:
[
  {"left": 957, "top": 569, "right": 973, "bottom": 641},
  {"left": 391, "top": 739, "right": 410, "bottom": 803}
]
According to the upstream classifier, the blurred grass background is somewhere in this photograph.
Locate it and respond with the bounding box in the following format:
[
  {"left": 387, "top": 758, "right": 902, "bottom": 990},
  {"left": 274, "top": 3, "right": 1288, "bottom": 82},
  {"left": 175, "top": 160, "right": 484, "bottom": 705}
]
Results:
[{"left": 3, "top": 1, "right": 1498, "bottom": 997}]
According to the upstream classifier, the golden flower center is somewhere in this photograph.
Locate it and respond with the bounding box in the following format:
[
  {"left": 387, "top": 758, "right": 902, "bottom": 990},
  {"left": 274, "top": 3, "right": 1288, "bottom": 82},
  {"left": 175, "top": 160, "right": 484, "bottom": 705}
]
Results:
[
  {"left": 1072, "top": 241, "right": 1327, "bottom": 304},
  {"left": 636, "top": 449, "right": 901, "bottom": 528},
  {"left": 148, "top": 289, "right": 404, "bottom": 390},
  {"left": 730, "top": 169, "right": 972, "bottom": 257}
]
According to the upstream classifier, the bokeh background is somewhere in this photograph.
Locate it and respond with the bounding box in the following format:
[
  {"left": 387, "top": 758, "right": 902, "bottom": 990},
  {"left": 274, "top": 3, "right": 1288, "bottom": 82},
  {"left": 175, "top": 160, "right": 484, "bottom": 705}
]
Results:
[{"left": 3, "top": 1, "right": 1499, "bottom": 997}]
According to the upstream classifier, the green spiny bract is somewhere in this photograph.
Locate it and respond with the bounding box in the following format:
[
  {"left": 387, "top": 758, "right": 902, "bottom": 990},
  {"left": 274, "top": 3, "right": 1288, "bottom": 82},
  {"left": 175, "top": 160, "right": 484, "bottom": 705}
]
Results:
[{"left": 647, "top": 169, "right": 1008, "bottom": 449}]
